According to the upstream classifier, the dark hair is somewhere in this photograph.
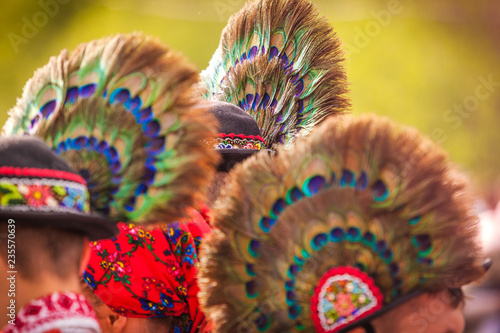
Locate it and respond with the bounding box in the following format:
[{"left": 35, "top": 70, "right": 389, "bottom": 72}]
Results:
[
  {"left": 147, "top": 317, "right": 173, "bottom": 333},
  {"left": 0, "top": 222, "right": 84, "bottom": 280},
  {"left": 207, "top": 171, "right": 229, "bottom": 208},
  {"left": 430, "top": 288, "right": 465, "bottom": 309}
]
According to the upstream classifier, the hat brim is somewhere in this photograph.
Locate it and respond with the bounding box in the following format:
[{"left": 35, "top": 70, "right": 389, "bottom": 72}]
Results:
[
  {"left": 336, "top": 289, "right": 423, "bottom": 333},
  {"left": 336, "top": 259, "right": 492, "bottom": 332},
  {"left": 0, "top": 210, "right": 118, "bottom": 241},
  {"left": 217, "top": 149, "right": 273, "bottom": 172}
]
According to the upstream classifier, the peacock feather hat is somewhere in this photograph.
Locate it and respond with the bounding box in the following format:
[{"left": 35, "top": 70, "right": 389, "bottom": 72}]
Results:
[
  {"left": 199, "top": 115, "right": 487, "bottom": 332},
  {"left": 0, "top": 135, "right": 117, "bottom": 240},
  {"left": 3, "top": 33, "right": 219, "bottom": 227},
  {"left": 202, "top": 0, "right": 350, "bottom": 170}
]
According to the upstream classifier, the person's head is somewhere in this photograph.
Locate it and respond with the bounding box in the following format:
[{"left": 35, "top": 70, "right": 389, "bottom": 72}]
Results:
[
  {"left": 80, "top": 279, "right": 172, "bottom": 333},
  {"left": 203, "top": 101, "right": 269, "bottom": 207},
  {"left": 0, "top": 223, "right": 91, "bottom": 327},
  {"left": 0, "top": 224, "right": 88, "bottom": 282},
  {"left": 365, "top": 289, "right": 465, "bottom": 333},
  {"left": 0, "top": 136, "right": 117, "bottom": 327}
]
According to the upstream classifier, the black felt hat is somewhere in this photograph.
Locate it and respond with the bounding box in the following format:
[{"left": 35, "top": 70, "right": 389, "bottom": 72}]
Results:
[
  {"left": 206, "top": 101, "right": 269, "bottom": 172},
  {"left": 0, "top": 136, "right": 118, "bottom": 240}
]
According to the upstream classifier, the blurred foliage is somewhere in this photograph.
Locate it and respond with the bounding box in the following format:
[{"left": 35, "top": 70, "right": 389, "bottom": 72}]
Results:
[{"left": 0, "top": 0, "right": 499, "bottom": 193}]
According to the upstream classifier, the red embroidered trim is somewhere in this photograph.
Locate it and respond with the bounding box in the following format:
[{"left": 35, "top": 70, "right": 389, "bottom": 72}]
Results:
[
  {"left": 2, "top": 291, "right": 99, "bottom": 333},
  {"left": 208, "top": 133, "right": 266, "bottom": 150},
  {"left": 0, "top": 167, "right": 86, "bottom": 185},
  {"left": 311, "top": 266, "right": 383, "bottom": 333},
  {"left": 218, "top": 133, "right": 266, "bottom": 143}
]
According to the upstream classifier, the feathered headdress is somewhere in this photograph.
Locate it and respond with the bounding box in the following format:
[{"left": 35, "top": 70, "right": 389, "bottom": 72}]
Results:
[
  {"left": 199, "top": 115, "right": 487, "bottom": 332},
  {"left": 201, "top": 0, "right": 349, "bottom": 149},
  {"left": 2, "top": 33, "right": 219, "bottom": 225}
]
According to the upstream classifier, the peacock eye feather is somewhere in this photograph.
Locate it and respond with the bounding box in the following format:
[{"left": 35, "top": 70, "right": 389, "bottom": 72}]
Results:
[
  {"left": 286, "top": 291, "right": 297, "bottom": 304},
  {"left": 287, "top": 264, "right": 301, "bottom": 278},
  {"left": 252, "top": 93, "right": 261, "bottom": 110},
  {"left": 382, "top": 249, "right": 394, "bottom": 264},
  {"left": 372, "top": 180, "right": 389, "bottom": 202},
  {"left": 260, "top": 93, "right": 271, "bottom": 109},
  {"left": 271, "top": 198, "right": 286, "bottom": 219},
  {"left": 294, "top": 79, "right": 304, "bottom": 96},
  {"left": 146, "top": 136, "right": 165, "bottom": 155},
  {"left": 137, "top": 106, "right": 152, "bottom": 123},
  {"left": 78, "top": 83, "right": 97, "bottom": 98},
  {"left": 303, "top": 175, "right": 327, "bottom": 197},
  {"left": 356, "top": 171, "right": 368, "bottom": 190},
  {"left": 249, "top": 239, "right": 261, "bottom": 258},
  {"left": 297, "top": 99, "right": 304, "bottom": 114},
  {"left": 293, "top": 256, "right": 305, "bottom": 266},
  {"left": 330, "top": 228, "right": 344, "bottom": 242},
  {"left": 246, "top": 280, "right": 259, "bottom": 298},
  {"left": 246, "top": 263, "right": 256, "bottom": 277},
  {"left": 276, "top": 112, "right": 284, "bottom": 122},
  {"left": 285, "top": 187, "right": 303, "bottom": 204},
  {"left": 340, "top": 169, "right": 356, "bottom": 188},
  {"left": 285, "top": 280, "right": 295, "bottom": 291},
  {"left": 143, "top": 120, "right": 160, "bottom": 137},
  {"left": 280, "top": 53, "right": 289, "bottom": 67},
  {"left": 259, "top": 217, "right": 276, "bottom": 233},
  {"left": 375, "top": 240, "right": 388, "bottom": 253},
  {"left": 288, "top": 304, "right": 302, "bottom": 320},
  {"left": 269, "top": 46, "right": 279, "bottom": 60},
  {"left": 40, "top": 100, "right": 57, "bottom": 118},
  {"left": 389, "top": 263, "right": 400, "bottom": 277},
  {"left": 361, "top": 231, "right": 376, "bottom": 247},
  {"left": 345, "top": 227, "right": 361, "bottom": 242},
  {"left": 125, "top": 96, "right": 142, "bottom": 112},
  {"left": 355, "top": 262, "right": 368, "bottom": 272},
  {"left": 249, "top": 45, "right": 259, "bottom": 60},
  {"left": 29, "top": 114, "right": 41, "bottom": 132},
  {"left": 255, "top": 312, "right": 271, "bottom": 331},
  {"left": 311, "top": 233, "right": 328, "bottom": 250},
  {"left": 409, "top": 215, "right": 422, "bottom": 225},
  {"left": 246, "top": 93, "right": 254, "bottom": 105},
  {"left": 270, "top": 98, "right": 278, "bottom": 111},
  {"left": 124, "top": 197, "right": 136, "bottom": 212},
  {"left": 65, "top": 87, "right": 79, "bottom": 104}
]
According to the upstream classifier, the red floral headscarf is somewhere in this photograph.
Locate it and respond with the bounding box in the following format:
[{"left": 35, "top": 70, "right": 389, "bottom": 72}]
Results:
[{"left": 83, "top": 209, "right": 211, "bottom": 332}]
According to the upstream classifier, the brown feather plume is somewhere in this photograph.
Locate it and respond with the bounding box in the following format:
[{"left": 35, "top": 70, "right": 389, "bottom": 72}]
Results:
[
  {"left": 3, "top": 33, "right": 220, "bottom": 225},
  {"left": 201, "top": 0, "right": 350, "bottom": 148},
  {"left": 199, "top": 115, "right": 486, "bottom": 332}
]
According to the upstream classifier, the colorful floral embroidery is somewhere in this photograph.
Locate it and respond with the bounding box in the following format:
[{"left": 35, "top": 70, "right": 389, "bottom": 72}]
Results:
[
  {"left": 0, "top": 177, "right": 90, "bottom": 214},
  {"left": 207, "top": 133, "right": 266, "bottom": 150},
  {"left": 311, "top": 266, "right": 383, "bottom": 333},
  {"left": 85, "top": 213, "right": 211, "bottom": 332}
]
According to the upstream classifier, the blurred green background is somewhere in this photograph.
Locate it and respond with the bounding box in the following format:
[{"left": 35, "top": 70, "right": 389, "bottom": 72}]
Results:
[{"left": 1, "top": 0, "right": 499, "bottom": 200}]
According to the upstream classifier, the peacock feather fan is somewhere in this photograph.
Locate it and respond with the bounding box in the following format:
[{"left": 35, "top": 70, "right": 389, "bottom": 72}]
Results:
[
  {"left": 201, "top": 0, "right": 349, "bottom": 148},
  {"left": 3, "top": 33, "right": 219, "bottom": 224},
  {"left": 199, "top": 115, "right": 486, "bottom": 332}
]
